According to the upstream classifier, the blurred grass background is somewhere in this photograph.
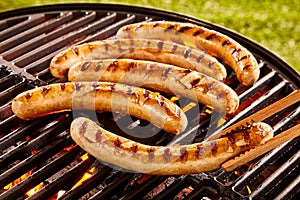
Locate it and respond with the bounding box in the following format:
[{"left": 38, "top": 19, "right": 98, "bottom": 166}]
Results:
[{"left": 1, "top": 0, "right": 299, "bottom": 72}]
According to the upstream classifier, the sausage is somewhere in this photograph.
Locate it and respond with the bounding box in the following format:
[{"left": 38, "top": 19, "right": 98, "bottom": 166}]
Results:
[
  {"left": 70, "top": 117, "right": 273, "bottom": 175},
  {"left": 49, "top": 38, "right": 226, "bottom": 81},
  {"left": 68, "top": 59, "right": 239, "bottom": 114},
  {"left": 11, "top": 82, "right": 187, "bottom": 134},
  {"left": 116, "top": 21, "right": 260, "bottom": 86}
]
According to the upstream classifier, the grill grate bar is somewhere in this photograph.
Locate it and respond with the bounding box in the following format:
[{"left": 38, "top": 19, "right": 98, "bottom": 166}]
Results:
[
  {"left": 251, "top": 148, "right": 300, "bottom": 200},
  {"left": 274, "top": 173, "right": 300, "bottom": 200},
  {"left": 0, "top": 12, "right": 72, "bottom": 56},
  {"left": 0, "top": 139, "right": 81, "bottom": 200},
  {"left": 0, "top": 4, "right": 299, "bottom": 199},
  {"left": 231, "top": 137, "right": 299, "bottom": 197},
  {"left": 0, "top": 133, "right": 71, "bottom": 190},
  {"left": 0, "top": 115, "right": 71, "bottom": 169},
  {"left": 0, "top": 15, "right": 46, "bottom": 44},
  {"left": 28, "top": 153, "right": 95, "bottom": 200},
  {"left": 78, "top": 13, "right": 136, "bottom": 43},
  {"left": 0, "top": 115, "right": 58, "bottom": 152},
  {"left": 121, "top": 175, "right": 166, "bottom": 200},
  {"left": 89, "top": 172, "right": 133, "bottom": 200},
  {"left": 11, "top": 12, "right": 117, "bottom": 68},
  {"left": 59, "top": 164, "right": 112, "bottom": 200},
  {"left": 1, "top": 11, "right": 96, "bottom": 61}
]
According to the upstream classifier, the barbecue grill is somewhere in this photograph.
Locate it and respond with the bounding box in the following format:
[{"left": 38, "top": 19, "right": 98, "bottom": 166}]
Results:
[{"left": 0, "top": 3, "right": 299, "bottom": 200}]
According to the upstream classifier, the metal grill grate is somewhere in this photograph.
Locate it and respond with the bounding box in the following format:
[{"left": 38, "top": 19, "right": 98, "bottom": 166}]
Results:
[{"left": 0, "top": 4, "right": 299, "bottom": 200}]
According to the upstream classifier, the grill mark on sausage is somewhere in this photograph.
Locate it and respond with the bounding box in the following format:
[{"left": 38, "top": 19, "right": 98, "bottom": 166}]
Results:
[
  {"left": 206, "top": 33, "right": 217, "bottom": 41},
  {"left": 25, "top": 92, "right": 32, "bottom": 100},
  {"left": 87, "top": 44, "right": 95, "bottom": 51},
  {"left": 96, "top": 130, "right": 102, "bottom": 143},
  {"left": 239, "top": 55, "right": 250, "bottom": 62},
  {"left": 177, "top": 26, "right": 192, "bottom": 33},
  {"left": 114, "top": 137, "right": 122, "bottom": 148},
  {"left": 91, "top": 82, "right": 99, "bottom": 91},
  {"left": 148, "top": 147, "right": 155, "bottom": 161},
  {"left": 41, "top": 85, "right": 51, "bottom": 95},
  {"left": 196, "top": 54, "right": 205, "bottom": 62},
  {"left": 165, "top": 25, "right": 176, "bottom": 32},
  {"left": 107, "top": 60, "right": 119, "bottom": 72},
  {"left": 72, "top": 47, "right": 79, "bottom": 56},
  {"left": 163, "top": 148, "right": 171, "bottom": 162},
  {"left": 183, "top": 48, "right": 191, "bottom": 58},
  {"left": 130, "top": 144, "right": 139, "bottom": 153},
  {"left": 193, "top": 29, "right": 204, "bottom": 36},
  {"left": 180, "top": 147, "right": 188, "bottom": 161},
  {"left": 222, "top": 40, "right": 232, "bottom": 46},
  {"left": 95, "top": 61, "right": 103, "bottom": 71},
  {"left": 60, "top": 83, "right": 66, "bottom": 91},
  {"left": 195, "top": 144, "right": 204, "bottom": 158},
  {"left": 81, "top": 61, "right": 91, "bottom": 71},
  {"left": 208, "top": 61, "right": 215, "bottom": 68},
  {"left": 243, "top": 64, "right": 254, "bottom": 71},
  {"left": 125, "top": 85, "right": 133, "bottom": 96},
  {"left": 157, "top": 95, "right": 165, "bottom": 107},
  {"left": 171, "top": 44, "right": 178, "bottom": 53},
  {"left": 162, "top": 67, "right": 172, "bottom": 79},
  {"left": 79, "top": 121, "right": 88, "bottom": 136},
  {"left": 104, "top": 43, "right": 109, "bottom": 51},
  {"left": 157, "top": 41, "right": 164, "bottom": 50},
  {"left": 190, "top": 78, "right": 201, "bottom": 88},
  {"left": 210, "top": 141, "right": 218, "bottom": 156},
  {"left": 74, "top": 82, "right": 82, "bottom": 90}
]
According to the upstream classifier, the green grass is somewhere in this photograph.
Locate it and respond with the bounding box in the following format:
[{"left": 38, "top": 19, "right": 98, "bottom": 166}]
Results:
[{"left": 1, "top": 0, "right": 299, "bottom": 72}]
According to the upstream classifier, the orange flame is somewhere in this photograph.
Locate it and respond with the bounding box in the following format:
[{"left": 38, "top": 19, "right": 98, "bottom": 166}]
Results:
[
  {"left": 80, "top": 153, "right": 89, "bottom": 161},
  {"left": 25, "top": 182, "right": 45, "bottom": 197},
  {"left": 56, "top": 190, "right": 67, "bottom": 199},
  {"left": 3, "top": 170, "right": 34, "bottom": 190},
  {"left": 72, "top": 167, "right": 95, "bottom": 189},
  {"left": 246, "top": 185, "right": 252, "bottom": 194}
]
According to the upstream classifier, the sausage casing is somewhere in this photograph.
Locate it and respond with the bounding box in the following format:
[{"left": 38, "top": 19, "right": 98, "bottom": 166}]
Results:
[
  {"left": 68, "top": 59, "right": 239, "bottom": 114},
  {"left": 11, "top": 82, "right": 187, "bottom": 134},
  {"left": 116, "top": 21, "right": 260, "bottom": 86},
  {"left": 70, "top": 117, "right": 273, "bottom": 175},
  {"left": 49, "top": 38, "right": 226, "bottom": 81}
]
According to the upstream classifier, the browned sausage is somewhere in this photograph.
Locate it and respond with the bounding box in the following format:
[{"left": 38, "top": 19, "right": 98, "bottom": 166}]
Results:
[
  {"left": 68, "top": 59, "right": 239, "bottom": 114},
  {"left": 70, "top": 117, "right": 273, "bottom": 175},
  {"left": 49, "top": 38, "right": 226, "bottom": 81},
  {"left": 11, "top": 82, "right": 187, "bottom": 134},
  {"left": 116, "top": 21, "right": 260, "bottom": 86}
]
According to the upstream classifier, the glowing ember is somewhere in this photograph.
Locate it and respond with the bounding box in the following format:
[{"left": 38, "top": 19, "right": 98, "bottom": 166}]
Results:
[
  {"left": 56, "top": 190, "right": 67, "bottom": 199},
  {"left": 246, "top": 185, "right": 252, "bottom": 194},
  {"left": 80, "top": 153, "right": 89, "bottom": 161},
  {"left": 72, "top": 167, "right": 95, "bottom": 189},
  {"left": 3, "top": 170, "right": 34, "bottom": 190},
  {"left": 182, "top": 102, "right": 197, "bottom": 112},
  {"left": 63, "top": 144, "right": 76, "bottom": 152},
  {"left": 25, "top": 182, "right": 45, "bottom": 197}
]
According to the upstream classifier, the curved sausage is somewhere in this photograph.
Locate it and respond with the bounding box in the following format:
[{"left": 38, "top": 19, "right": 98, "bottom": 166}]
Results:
[
  {"left": 68, "top": 59, "right": 239, "bottom": 114},
  {"left": 49, "top": 38, "right": 226, "bottom": 81},
  {"left": 11, "top": 82, "right": 187, "bottom": 134},
  {"left": 70, "top": 117, "right": 273, "bottom": 175},
  {"left": 116, "top": 21, "right": 260, "bottom": 86}
]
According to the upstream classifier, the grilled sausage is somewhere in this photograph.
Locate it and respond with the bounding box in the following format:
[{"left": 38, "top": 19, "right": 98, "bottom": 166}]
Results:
[
  {"left": 49, "top": 38, "right": 226, "bottom": 81},
  {"left": 68, "top": 59, "right": 239, "bottom": 114},
  {"left": 70, "top": 117, "right": 273, "bottom": 175},
  {"left": 116, "top": 21, "right": 260, "bottom": 86},
  {"left": 11, "top": 82, "right": 187, "bottom": 134}
]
